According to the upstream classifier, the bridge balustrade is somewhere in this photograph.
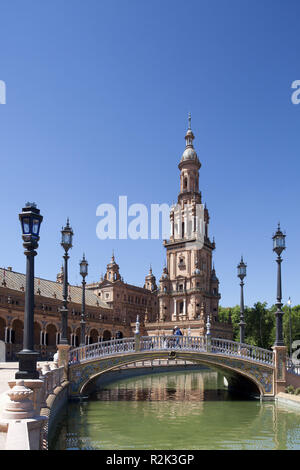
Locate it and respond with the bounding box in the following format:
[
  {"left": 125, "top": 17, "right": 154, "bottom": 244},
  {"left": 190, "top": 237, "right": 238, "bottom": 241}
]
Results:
[
  {"left": 286, "top": 357, "right": 300, "bottom": 376},
  {"left": 68, "top": 335, "right": 274, "bottom": 367},
  {"left": 211, "top": 338, "right": 274, "bottom": 365},
  {"left": 69, "top": 337, "right": 136, "bottom": 364},
  {"left": 140, "top": 335, "right": 206, "bottom": 351}
]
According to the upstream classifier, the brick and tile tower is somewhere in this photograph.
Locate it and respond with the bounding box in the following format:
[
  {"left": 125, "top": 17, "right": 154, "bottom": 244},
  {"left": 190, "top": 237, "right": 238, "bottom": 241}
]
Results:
[{"left": 158, "top": 115, "right": 224, "bottom": 332}]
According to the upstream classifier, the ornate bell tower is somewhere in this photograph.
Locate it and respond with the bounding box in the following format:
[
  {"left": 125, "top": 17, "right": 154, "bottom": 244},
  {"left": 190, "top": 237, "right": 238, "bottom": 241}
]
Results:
[
  {"left": 105, "top": 252, "right": 121, "bottom": 282},
  {"left": 159, "top": 115, "right": 221, "bottom": 329}
]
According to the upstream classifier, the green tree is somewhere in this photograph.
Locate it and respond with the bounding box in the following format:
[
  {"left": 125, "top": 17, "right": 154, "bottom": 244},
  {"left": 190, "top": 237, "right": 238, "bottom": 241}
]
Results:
[
  {"left": 282, "top": 304, "right": 300, "bottom": 356},
  {"left": 219, "top": 301, "right": 275, "bottom": 348}
]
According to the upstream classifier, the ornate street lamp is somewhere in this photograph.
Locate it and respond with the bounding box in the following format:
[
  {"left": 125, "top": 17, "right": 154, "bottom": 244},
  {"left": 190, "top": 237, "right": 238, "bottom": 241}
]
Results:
[
  {"left": 237, "top": 256, "right": 247, "bottom": 344},
  {"left": 59, "top": 218, "right": 73, "bottom": 344},
  {"left": 272, "top": 223, "right": 286, "bottom": 346},
  {"left": 79, "top": 254, "right": 88, "bottom": 347},
  {"left": 16, "top": 203, "right": 43, "bottom": 379}
]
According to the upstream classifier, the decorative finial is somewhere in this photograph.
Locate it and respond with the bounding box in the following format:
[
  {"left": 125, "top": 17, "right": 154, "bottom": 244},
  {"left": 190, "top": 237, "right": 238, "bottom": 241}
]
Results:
[
  {"left": 188, "top": 112, "right": 191, "bottom": 130},
  {"left": 25, "top": 202, "right": 37, "bottom": 208},
  {"left": 206, "top": 314, "right": 211, "bottom": 335},
  {"left": 135, "top": 315, "right": 140, "bottom": 334}
]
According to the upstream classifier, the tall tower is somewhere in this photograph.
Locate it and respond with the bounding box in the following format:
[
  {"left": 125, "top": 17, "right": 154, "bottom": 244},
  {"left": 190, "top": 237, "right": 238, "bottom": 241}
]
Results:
[{"left": 159, "top": 115, "right": 220, "bottom": 326}]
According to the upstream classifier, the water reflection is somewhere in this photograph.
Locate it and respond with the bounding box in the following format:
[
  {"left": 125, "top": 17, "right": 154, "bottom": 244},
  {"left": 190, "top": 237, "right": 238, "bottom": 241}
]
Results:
[
  {"left": 50, "top": 370, "right": 300, "bottom": 450},
  {"left": 90, "top": 371, "right": 231, "bottom": 404}
]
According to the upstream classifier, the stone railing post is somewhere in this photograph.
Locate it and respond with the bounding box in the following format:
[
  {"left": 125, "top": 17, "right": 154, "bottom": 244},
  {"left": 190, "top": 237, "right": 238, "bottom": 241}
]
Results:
[
  {"left": 272, "top": 345, "right": 287, "bottom": 394},
  {"left": 206, "top": 315, "right": 212, "bottom": 353},
  {"left": 0, "top": 380, "right": 47, "bottom": 450},
  {"left": 57, "top": 344, "right": 71, "bottom": 381},
  {"left": 134, "top": 315, "right": 141, "bottom": 352}
]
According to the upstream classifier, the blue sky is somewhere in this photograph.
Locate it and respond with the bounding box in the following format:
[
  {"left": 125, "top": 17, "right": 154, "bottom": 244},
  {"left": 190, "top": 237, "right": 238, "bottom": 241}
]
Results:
[{"left": 0, "top": 0, "right": 300, "bottom": 308}]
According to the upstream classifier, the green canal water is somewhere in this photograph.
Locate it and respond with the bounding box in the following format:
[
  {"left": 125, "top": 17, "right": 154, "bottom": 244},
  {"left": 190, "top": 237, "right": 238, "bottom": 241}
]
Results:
[{"left": 50, "top": 369, "right": 300, "bottom": 450}]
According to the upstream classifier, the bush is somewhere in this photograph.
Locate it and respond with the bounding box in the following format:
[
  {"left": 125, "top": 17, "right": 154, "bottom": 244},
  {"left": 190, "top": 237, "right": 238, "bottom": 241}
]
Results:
[
  {"left": 295, "top": 388, "right": 300, "bottom": 396},
  {"left": 285, "top": 385, "right": 295, "bottom": 394}
]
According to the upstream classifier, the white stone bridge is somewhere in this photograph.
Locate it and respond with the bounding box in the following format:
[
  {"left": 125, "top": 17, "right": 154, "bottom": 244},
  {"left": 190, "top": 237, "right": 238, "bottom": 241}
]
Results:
[{"left": 68, "top": 334, "right": 284, "bottom": 398}]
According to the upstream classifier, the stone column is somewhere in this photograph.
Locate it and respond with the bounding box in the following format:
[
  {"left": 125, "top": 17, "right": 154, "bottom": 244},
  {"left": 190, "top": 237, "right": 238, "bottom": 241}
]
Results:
[
  {"left": 173, "top": 299, "right": 177, "bottom": 321},
  {"left": 57, "top": 344, "right": 71, "bottom": 381},
  {"left": 134, "top": 316, "right": 140, "bottom": 352},
  {"left": 272, "top": 345, "right": 287, "bottom": 394}
]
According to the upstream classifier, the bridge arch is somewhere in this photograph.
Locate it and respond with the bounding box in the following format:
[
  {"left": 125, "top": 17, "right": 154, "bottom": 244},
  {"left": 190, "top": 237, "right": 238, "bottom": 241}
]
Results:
[{"left": 70, "top": 350, "right": 271, "bottom": 398}]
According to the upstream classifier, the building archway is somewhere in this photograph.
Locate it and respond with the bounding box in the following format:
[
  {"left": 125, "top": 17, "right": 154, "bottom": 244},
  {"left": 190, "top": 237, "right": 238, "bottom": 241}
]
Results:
[
  {"left": 34, "top": 321, "right": 41, "bottom": 346},
  {"left": 11, "top": 319, "right": 23, "bottom": 345},
  {"left": 0, "top": 317, "right": 6, "bottom": 342},
  {"left": 67, "top": 327, "right": 71, "bottom": 344},
  {"left": 46, "top": 324, "right": 57, "bottom": 347},
  {"left": 89, "top": 329, "right": 99, "bottom": 344},
  {"left": 102, "top": 330, "right": 111, "bottom": 341},
  {"left": 74, "top": 327, "right": 80, "bottom": 347}
]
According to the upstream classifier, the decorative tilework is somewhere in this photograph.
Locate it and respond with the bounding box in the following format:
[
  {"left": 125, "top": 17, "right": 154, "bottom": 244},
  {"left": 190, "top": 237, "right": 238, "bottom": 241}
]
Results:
[{"left": 69, "top": 351, "right": 275, "bottom": 396}]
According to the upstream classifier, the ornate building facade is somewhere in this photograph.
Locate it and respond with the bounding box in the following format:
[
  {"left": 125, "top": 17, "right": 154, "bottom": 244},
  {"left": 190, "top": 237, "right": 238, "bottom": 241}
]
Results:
[{"left": 86, "top": 254, "right": 159, "bottom": 324}]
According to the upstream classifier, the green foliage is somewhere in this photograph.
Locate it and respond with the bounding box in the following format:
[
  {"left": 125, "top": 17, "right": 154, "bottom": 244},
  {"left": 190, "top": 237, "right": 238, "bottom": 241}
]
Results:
[
  {"left": 282, "top": 304, "right": 300, "bottom": 354},
  {"left": 219, "top": 301, "right": 300, "bottom": 352},
  {"left": 295, "top": 388, "right": 300, "bottom": 396},
  {"left": 285, "top": 385, "right": 295, "bottom": 394}
]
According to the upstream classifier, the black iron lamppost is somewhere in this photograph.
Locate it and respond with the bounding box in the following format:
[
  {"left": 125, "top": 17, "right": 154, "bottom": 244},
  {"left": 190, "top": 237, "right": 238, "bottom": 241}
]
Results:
[
  {"left": 287, "top": 297, "right": 292, "bottom": 357},
  {"left": 237, "top": 256, "right": 247, "bottom": 344},
  {"left": 272, "top": 223, "right": 286, "bottom": 346},
  {"left": 79, "top": 254, "right": 88, "bottom": 347},
  {"left": 16, "top": 203, "right": 43, "bottom": 379},
  {"left": 59, "top": 218, "right": 73, "bottom": 345}
]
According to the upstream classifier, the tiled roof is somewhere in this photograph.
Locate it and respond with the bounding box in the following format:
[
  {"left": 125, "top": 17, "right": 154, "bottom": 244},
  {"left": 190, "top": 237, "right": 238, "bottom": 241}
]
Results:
[{"left": 0, "top": 268, "right": 111, "bottom": 309}]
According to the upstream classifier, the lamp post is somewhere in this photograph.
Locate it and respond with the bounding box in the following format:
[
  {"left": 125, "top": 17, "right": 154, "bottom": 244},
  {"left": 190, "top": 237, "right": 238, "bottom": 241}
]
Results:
[
  {"left": 79, "top": 254, "right": 88, "bottom": 347},
  {"left": 59, "top": 218, "right": 73, "bottom": 345},
  {"left": 272, "top": 223, "right": 286, "bottom": 346},
  {"left": 237, "top": 256, "right": 247, "bottom": 344},
  {"left": 16, "top": 203, "right": 43, "bottom": 379},
  {"left": 287, "top": 297, "right": 292, "bottom": 358}
]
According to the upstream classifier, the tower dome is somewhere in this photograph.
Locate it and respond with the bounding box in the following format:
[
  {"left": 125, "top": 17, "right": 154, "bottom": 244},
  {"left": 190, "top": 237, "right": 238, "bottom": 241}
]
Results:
[{"left": 180, "top": 113, "right": 200, "bottom": 165}]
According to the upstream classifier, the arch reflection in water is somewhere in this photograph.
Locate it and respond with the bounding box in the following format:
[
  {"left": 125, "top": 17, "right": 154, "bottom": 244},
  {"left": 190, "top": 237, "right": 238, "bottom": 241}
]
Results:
[{"left": 50, "top": 370, "right": 300, "bottom": 450}]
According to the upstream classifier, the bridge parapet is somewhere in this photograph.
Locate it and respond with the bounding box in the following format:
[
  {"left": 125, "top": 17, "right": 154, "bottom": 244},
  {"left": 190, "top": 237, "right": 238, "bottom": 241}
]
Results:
[
  {"left": 68, "top": 335, "right": 275, "bottom": 368},
  {"left": 286, "top": 357, "right": 300, "bottom": 376}
]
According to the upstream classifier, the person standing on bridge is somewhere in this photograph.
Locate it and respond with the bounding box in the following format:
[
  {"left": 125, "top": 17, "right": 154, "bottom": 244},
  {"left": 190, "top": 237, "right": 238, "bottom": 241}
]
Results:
[{"left": 174, "top": 326, "right": 183, "bottom": 348}]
